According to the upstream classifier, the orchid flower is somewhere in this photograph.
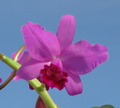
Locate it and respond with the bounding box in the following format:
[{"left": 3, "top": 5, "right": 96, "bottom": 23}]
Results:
[{"left": 12, "top": 15, "right": 108, "bottom": 95}]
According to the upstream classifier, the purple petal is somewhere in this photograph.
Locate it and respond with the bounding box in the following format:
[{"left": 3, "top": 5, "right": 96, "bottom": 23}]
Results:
[
  {"left": 21, "top": 22, "right": 60, "bottom": 62},
  {"left": 60, "top": 40, "right": 109, "bottom": 75},
  {"left": 11, "top": 51, "right": 31, "bottom": 64},
  {"left": 10, "top": 51, "right": 31, "bottom": 80},
  {"left": 16, "top": 58, "right": 51, "bottom": 80},
  {"left": 56, "top": 15, "right": 76, "bottom": 51},
  {"left": 9, "top": 71, "right": 21, "bottom": 80},
  {"left": 0, "top": 78, "right": 2, "bottom": 83},
  {"left": 51, "top": 58, "right": 63, "bottom": 70},
  {"left": 65, "top": 71, "right": 83, "bottom": 95}
]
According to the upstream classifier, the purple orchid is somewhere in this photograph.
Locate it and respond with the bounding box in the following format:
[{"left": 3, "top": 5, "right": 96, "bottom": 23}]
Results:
[{"left": 12, "top": 15, "right": 108, "bottom": 95}]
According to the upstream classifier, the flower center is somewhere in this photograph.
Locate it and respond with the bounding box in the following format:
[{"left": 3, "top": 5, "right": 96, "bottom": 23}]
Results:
[{"left": 40, "top": 64, "right": 68, "bottom": 90}]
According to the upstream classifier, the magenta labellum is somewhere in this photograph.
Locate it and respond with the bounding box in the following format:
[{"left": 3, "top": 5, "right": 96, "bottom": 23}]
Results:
[{"left": 40, "top": 64, "right": 68, "bottom": 90}]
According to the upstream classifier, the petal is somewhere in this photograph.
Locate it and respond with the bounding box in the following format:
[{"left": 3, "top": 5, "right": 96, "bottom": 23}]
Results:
[
  {"left": 51, "top": 58, "right": 63, "bottom": 70},
  {"left": 65, "top": 71, "right": 83, "bottom": 95},
  {"left": 60, "top": 40, "right": 109, "bottom": 75},
  {"left": 0, "top": 78, "right": 2, "bottom": 83},
  {"left": 10, "top": 51, "right": 31, "bottom": 80},
  {"left": 11, "top": 51, "right": 31, "bottom": 64},
  {"left": 56, "top": 15, "right": 76, "bottom": 51},
  {"left": 21, "top": 22, "right": 60, "bottom": 62},
  {"left": 9, "top": 71, "right": 21, "bottom": 80},
  {"left": 16, "top": 58, "right": 51, "bottom": 80}
]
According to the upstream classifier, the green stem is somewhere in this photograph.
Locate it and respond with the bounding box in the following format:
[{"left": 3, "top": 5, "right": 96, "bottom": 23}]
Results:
[
  {"left": 13, "top": 45, "right": 25, "bottom": 62},
  {"left": 0, "top": 53, "right": 21, "bottom": 70},
  {"left": 28, "top": 79, "right": 57, "bottom": 108},
  {"left": 0, "top": 53, "right": 58, "bottom": 108},
  {"left": 0, "top": 71, "right": 16, "bottom": 90},
  {"left": 0, "top": 45, "right": 25, "bottom": 90}
]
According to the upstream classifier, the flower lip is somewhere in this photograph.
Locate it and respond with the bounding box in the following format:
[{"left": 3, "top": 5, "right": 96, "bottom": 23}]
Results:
[{"left": 40, "top": 64, "right": 68, "bottom": 90}]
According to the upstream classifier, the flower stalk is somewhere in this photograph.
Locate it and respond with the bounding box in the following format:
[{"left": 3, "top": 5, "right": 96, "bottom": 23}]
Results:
[
  {"left": 0, "top": 53, "right": 21, "bottom": 90},
  {"left": 0, "top": 45, "right": 25, "bottom": 90},
  {"left": 13, "top": 45, "right": 25, "bottom": 62},
  {"left": 0, "top": 52, "right": 58, "bottom": 108},
  {"left": 0, "top": 70, "right": 16, "bottom": 90},
  {"left": 0, "top": 53, "right": 21, "bottom": 70},
  {"left": 28, "top": 79, "right": 58, "bottom": 108}
]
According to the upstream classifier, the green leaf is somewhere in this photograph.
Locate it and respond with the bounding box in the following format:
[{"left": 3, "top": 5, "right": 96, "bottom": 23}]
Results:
[
  {"left": 92, "top": 106, "right": 100, "bottom": 108},
  {"left": 100, "top": 105, "right": 114, "bottom": 108}
]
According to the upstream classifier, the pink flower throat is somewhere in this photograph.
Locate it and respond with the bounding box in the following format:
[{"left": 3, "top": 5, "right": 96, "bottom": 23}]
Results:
[{"left": 40, "top": 64, "right": 68, "bottom": 90}]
